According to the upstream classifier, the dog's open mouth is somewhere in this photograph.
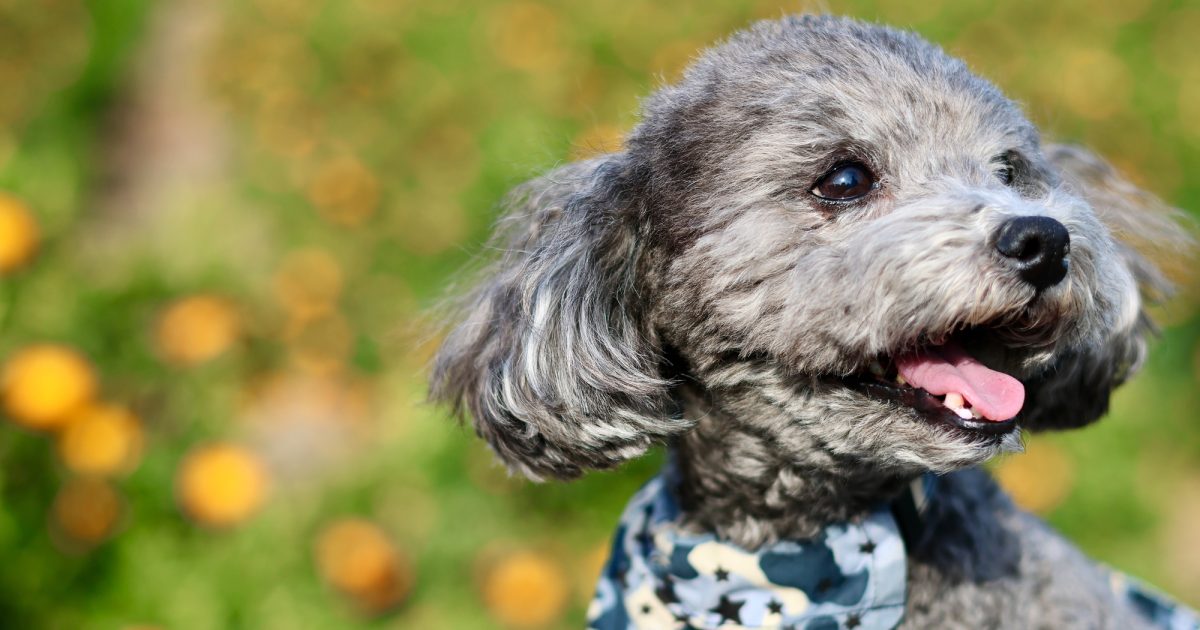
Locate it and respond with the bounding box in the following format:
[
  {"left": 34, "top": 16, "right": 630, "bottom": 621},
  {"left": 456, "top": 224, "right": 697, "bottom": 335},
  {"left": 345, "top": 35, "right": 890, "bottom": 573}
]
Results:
[{"left": 842, "top": 332, "right": 1025, "bottom": 436}]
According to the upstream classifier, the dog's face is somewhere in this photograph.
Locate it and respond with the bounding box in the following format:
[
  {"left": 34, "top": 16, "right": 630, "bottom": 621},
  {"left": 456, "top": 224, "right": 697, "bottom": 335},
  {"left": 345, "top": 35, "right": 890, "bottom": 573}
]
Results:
[{"left": 432, "top": 16, "right": 1185, "bottom": 483}]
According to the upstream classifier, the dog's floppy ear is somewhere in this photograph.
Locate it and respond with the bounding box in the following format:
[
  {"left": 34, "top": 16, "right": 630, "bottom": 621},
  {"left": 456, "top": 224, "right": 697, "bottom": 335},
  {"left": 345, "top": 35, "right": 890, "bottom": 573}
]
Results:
[
  {"left": 430, "top": 156, "right": 687, "bottom": 480},
  {"left": 1019, "top": 144, "right": 1193, "bottom": 430}
]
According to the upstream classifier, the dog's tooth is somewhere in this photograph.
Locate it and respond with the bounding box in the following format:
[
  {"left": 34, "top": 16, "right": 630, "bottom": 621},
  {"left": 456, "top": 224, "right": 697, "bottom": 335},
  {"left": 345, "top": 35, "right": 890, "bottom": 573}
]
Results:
[
  {"left": 943, "top": 392, "right": 975, "bottom": 420},
  {"left": 970, "top": 407, "right": 983, "bottom": 420},
  {"left": 895, "top": 374, "right": 907, "bottom": 386}
]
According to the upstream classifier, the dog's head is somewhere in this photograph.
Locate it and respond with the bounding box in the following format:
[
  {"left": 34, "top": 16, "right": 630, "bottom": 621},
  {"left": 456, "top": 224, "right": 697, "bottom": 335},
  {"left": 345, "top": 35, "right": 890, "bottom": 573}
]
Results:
[{"left": 431, "top": 16, "right": 1189, "bottom": 482}]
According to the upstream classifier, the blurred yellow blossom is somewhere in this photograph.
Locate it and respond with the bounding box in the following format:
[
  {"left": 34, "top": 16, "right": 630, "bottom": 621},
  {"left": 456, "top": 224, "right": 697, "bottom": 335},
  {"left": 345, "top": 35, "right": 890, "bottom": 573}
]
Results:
[
  {"left": 57, "top": 404, "right": 144, "bottom": 477},
  {"left": 487, "top": 3, "right": 567, "bottom": 73},
  {"left": 0, "top": 193, "right": 40, "bottom": 273},
  {"left": 52, "top": 477, "right": 122, "bottom": 548},
  {"left": 2, "top": 344, "right": 96, "bottom": 431},
  {"left": 994, "top": 439, "right": 1076, "bottom": 514},
  {"left": 253, "top": 91, "right": 321, "bottom": 159},
  {"left": 273, "top": 249, "right": 344, "bottom": 318},
  {"left": 155, "top": 295, "right": 240, "bottom": 366},
  {"left": 307, "top": 155, "right": 380, "bottom": 227},
  {"left": 177, "top": 443, "right": 270, "bottom": 528},
  {"left": 315, "top": 518, "right": 412, "bottom": 613},
  {"left": 411, "top": 124, "right": 481, "bottom": 189},
  {"left": 481, "top": 550, "right": 569, "bottom": 628}
]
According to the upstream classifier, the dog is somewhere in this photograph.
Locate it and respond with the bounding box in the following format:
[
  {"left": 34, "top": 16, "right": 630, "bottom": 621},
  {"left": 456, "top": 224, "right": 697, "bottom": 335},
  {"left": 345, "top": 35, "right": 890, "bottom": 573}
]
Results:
[{"left": 431, "top": 15, "right": 1197, "bottom": 629}]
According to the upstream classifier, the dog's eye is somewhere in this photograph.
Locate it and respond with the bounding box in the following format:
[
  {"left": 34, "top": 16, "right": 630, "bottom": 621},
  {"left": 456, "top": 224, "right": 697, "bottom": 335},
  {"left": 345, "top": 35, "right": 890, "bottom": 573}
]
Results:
[
  {"left": 993, "top": 155, "right": 1016, "bottom": 186},
  {"left": 812, "top": 162, "right": 875, "bottom": 201}
]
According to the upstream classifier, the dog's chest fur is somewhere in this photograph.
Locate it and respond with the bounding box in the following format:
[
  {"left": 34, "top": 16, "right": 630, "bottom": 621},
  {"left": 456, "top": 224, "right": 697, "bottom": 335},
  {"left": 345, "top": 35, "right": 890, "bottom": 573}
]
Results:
[{"left": 900, "top": 469, "right": 1156, "bottom": 629}]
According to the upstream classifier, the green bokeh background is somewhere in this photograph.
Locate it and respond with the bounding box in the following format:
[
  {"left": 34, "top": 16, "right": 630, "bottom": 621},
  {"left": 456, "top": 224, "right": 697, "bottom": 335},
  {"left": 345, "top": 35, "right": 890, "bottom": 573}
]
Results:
[{"left": 0, "top": 0, "right": 1198, "bottom": 628}]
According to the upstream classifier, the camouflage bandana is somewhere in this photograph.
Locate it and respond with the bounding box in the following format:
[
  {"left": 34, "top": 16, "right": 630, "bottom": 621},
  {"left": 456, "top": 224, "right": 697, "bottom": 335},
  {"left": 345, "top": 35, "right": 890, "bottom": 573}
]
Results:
[
  {"left": 587, "top": 466, "right": 1200, "bottom": 630},
  {"left": 586, "top": 468, "right": 909, "bottom": 630}
]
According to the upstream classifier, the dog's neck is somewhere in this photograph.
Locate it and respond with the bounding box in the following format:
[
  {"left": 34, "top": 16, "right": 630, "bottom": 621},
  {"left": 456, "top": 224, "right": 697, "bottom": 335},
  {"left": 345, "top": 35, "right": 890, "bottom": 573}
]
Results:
[{"left": 671, "top": 386, "right": 912, "bottom": 549}]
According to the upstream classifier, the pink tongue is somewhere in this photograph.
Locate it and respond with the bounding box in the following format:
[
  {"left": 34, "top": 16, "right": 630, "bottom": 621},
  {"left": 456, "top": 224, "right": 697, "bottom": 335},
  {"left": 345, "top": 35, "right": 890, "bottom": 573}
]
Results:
[{"left": 895, "top": 342, "right": 1025, "bottom": 422}]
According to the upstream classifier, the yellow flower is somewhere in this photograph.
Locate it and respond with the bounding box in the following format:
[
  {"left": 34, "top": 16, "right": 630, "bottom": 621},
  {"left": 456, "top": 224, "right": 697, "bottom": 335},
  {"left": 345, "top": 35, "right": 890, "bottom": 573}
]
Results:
[
  {"left": 482, "top": 550, "right": 569, "bottom": 628},
  {"left": 156, "top": 295, "right": 240, "bottom": 366},
  {"left": 2, "top": 344, "right": 97, "bottom": 430},
  {"left": 52, "top": 477, "right": 122, "bottom": 547},
  {"left": 0, "top": 193, "right": 39, "bottom": 273},
  {"left": 177, "top": 444, "right": 269, "bottom": 527},
  {"left": 57, "top": 404, "right": 143, "bottom": 476},
  {"left": 273, "top": 249, "right": 344, "bottom": 318},
  {"left": 307, "top": 156, "right": 380, "bottom": 227},
  {"left": 315, "top": 518, "right": 412, "bottom": 613},
  {"left": 487, "top": 3, "right": 566, "bottom": 72}
]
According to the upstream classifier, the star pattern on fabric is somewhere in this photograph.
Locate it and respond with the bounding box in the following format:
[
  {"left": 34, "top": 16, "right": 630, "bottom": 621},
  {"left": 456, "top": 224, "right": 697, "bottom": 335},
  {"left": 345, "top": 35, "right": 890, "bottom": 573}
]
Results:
[
  {"left": 586, "top": 472, "right": 916, "bottom": 630},
  {"left": 710, "top": 595, "right": 743, "bottom": 624},
  {"left": 655, "top": 576, "right": 680, "bottom": 605}
]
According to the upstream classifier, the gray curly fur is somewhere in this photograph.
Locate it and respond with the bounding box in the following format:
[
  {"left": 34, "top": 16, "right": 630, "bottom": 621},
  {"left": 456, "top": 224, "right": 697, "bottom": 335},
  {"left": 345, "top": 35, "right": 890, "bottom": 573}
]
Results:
[{"left": 431, "top": 14, "right": 1192, "bottom": 627}]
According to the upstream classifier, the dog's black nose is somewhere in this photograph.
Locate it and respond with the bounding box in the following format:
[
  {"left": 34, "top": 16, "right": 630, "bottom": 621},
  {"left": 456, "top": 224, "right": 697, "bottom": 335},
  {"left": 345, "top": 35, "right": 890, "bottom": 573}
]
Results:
[{"left": 994, "top": 216, "right": 1070, "bottom": 290}]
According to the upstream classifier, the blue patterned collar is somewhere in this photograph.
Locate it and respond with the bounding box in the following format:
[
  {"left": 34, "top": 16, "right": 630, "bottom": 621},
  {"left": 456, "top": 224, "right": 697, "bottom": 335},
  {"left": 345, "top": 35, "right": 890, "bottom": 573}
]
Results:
[
  {"left": 587, "top": 468, "right": 1199, "bottom": 630},
  {"left": 587, "top": 469, "right": 916, "bottom": 629}
]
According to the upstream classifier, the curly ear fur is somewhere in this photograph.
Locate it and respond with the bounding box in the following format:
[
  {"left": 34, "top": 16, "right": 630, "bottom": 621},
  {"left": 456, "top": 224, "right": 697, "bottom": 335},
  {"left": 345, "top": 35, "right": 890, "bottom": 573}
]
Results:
[
  {"left": 430, "top": 156, "right": 687, "bottom": 480},
  {"left": 1020, "top": 144, "right": 1194, "bottom": 430}
]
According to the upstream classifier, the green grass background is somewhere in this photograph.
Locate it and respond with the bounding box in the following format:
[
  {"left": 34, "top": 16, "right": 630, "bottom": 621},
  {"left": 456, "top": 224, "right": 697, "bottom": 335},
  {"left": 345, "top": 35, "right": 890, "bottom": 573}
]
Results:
[{"left": 0, "top": 0, "right": 1198, "bottom": 628}]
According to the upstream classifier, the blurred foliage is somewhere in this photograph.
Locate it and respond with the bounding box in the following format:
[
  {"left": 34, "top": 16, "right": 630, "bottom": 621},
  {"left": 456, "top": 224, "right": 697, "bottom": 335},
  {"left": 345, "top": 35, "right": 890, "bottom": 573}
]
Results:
[{"left": 0, "top": 0, "right": 1197, "bottom": 628}]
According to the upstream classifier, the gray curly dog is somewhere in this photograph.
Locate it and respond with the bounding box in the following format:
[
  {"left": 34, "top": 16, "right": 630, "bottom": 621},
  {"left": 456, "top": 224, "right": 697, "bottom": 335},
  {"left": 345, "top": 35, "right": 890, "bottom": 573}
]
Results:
[{"left": 432, "top": 14, "right": 1197, "bottom": 629}]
